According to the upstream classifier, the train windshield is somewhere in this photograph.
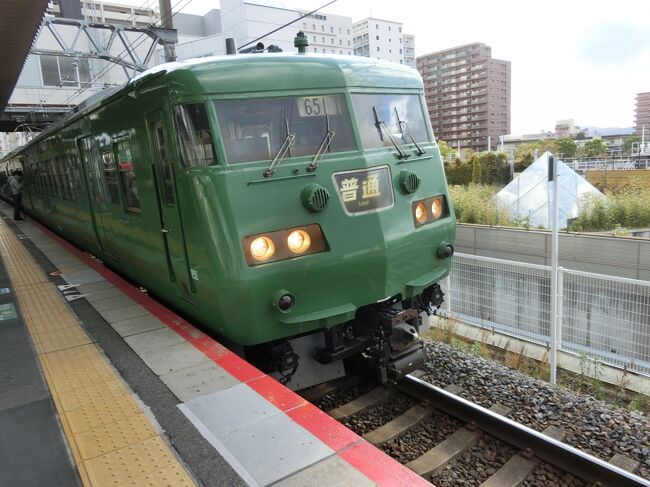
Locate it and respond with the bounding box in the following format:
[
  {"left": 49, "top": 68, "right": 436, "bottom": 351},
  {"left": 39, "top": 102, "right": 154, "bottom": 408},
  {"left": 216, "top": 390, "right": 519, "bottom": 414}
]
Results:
[
  {"left": 352, "top": 94, "right": 430, "bottom": 151},
  {"left": 214, "top": 95, "right": 355, "bottom": 164}
]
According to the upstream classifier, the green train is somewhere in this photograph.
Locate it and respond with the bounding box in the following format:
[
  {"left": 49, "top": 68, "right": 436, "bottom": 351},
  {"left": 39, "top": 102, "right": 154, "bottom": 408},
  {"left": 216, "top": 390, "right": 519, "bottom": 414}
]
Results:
[{"left": 0, "top": 43, "right": 455, "bottom": 389}]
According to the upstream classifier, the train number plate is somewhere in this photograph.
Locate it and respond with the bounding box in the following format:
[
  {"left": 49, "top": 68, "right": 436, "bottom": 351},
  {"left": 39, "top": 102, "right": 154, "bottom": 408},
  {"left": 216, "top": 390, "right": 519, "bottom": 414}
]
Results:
[{"left": 332, "top": 166, "right": 394, "bottom": 216}]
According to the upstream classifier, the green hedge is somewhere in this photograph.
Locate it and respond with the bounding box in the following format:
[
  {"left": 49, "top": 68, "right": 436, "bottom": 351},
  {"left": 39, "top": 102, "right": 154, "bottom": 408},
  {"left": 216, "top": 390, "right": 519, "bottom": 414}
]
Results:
[{"left": 445, "top": 152, "right": 511, "bottom": 186}]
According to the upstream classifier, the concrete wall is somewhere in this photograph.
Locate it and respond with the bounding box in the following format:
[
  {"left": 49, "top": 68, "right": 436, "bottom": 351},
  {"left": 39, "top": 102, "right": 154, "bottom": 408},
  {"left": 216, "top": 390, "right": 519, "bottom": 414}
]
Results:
[{"left": 455, "top": 224, "right": 650, "bottom": 281}]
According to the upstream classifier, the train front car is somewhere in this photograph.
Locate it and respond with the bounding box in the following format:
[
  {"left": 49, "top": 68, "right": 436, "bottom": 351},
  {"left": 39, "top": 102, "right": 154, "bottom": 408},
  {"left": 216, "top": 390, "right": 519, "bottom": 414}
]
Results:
[{"left": 167, "top": 54, "right": 455, "bottom": 388}]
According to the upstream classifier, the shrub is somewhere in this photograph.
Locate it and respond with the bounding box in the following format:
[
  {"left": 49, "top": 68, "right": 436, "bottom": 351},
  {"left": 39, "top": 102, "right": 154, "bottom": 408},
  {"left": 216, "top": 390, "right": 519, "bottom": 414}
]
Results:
[
  {"left": 449, "top": 184, "right": 512, "bottom": 226},
  {"left": 568, "top": 186, "right": 650, "bottom": 232}
]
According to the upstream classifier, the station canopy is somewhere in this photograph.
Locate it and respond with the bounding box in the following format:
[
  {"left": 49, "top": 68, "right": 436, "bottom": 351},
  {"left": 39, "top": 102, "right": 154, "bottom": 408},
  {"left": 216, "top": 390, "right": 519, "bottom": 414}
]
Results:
[{"left": 493, "top": 151, "right": 604, "bottom": 229}]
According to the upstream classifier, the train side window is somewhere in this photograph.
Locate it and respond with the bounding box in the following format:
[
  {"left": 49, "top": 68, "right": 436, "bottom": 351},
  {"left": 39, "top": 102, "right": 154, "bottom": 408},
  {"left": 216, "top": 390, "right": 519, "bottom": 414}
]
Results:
[
  {"left": 101, "top": 149, "right": 121, "bottom": 205},
  {"left": 114, "top": 140, "right": 141, "bottom": 212},
  {"left": 56, "top": 155, "right": 70, "bottom": 200},
  {"left": 48, "top": 159, "right": 58, "bottom": 197},
  {"left": 153, "top": 126, "right": 175, "bottom": 205},
  {"left": 37, "top": 162, "right": 44, "bottom": 193},
  {"left": 173, "top": 103, "right": 215, "bottom": 167},
  {"left": 68, "top": 154, "right": 80, "bottom": 199}
]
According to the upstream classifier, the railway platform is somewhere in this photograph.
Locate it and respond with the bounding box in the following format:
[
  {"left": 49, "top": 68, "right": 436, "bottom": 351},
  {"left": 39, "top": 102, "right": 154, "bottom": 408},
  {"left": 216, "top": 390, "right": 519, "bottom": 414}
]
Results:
[{"left": 0, "top": 201, "right": 430, "bottom": 487}]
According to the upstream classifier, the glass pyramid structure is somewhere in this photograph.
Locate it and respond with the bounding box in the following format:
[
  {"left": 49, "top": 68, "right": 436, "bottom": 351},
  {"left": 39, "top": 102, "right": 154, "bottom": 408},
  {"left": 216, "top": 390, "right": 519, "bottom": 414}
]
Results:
[{"left": 494, "top": 151, "right": 604, "bottom": 229}]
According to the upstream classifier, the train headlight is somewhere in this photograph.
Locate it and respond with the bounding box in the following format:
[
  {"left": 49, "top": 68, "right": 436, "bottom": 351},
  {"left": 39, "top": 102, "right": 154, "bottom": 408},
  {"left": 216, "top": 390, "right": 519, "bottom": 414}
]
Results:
[
  {"left": 413, "top": 195, "right": 447, "bottom": 227},
  {"left": 414, "top": 202, "right": 428, "bottom": 225},
  {"left": 243, "top": 224, "right": 327, "bottom": 265},
  {"left": 430, "top": 197, "right": 444, "bottom": 220},
  {"left": 287, "top": 230, "right": 311, "bottom": 254},
  {"left": 250, "top": 236, "right": 275, "bottom": 261}
]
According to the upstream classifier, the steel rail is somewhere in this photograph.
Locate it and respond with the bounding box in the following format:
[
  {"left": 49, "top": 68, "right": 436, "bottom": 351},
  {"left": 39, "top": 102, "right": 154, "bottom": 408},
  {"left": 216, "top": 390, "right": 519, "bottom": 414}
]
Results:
[{"left": 398, "top": 374, "right": 650, "bottom": 487}]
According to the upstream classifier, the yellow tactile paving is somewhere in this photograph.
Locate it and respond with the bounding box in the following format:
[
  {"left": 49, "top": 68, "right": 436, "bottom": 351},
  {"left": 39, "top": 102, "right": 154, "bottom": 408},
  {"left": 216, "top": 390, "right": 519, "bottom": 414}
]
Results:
[
  {"left": 76, "top": 414, "right": 158, "bottom": 460},
  {"left": 65, "top": 393, "right": 142, "bottom": 434},
  {"left": 58, "top": 380, "right": 127, "bottom": 411},
  {"left": 84, "top": 437, "right": 178, "bottom": 486},
  {"left": 116, "top": 463, "right": 196, "bottom": 487},
  {"left": 0, "top": 218, "right": 196, "bottom": 487},
  {"left": 33, "top": 326, "right": 91, "bottom": 345}
]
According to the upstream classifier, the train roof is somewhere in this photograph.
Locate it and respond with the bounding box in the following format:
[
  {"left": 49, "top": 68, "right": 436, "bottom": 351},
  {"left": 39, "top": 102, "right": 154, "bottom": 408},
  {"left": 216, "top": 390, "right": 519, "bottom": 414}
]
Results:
[
  {"left": 2, "top": 54, "right": 423, "bottom": 160},
  {"left": 131, "top": 53, "right": 424, "bottom": 93}
]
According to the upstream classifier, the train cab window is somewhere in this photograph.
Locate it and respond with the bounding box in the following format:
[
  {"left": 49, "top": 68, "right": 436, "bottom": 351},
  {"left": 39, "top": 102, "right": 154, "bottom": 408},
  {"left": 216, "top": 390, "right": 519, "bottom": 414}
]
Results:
[
  {"left": 352, "top": 93, "right": 430, "bottom": 150},
  {"left": 173, "top": 104, "right": 215, "bottom": 167},
  {"left": 114, "top": 140, "right": 141, "bottom": 212},
  {"left": 101, "top": 149, "right": 121, "bottom": 205},
  {"left": 214, "top": 94, "right": 355, "bottom": 164}
]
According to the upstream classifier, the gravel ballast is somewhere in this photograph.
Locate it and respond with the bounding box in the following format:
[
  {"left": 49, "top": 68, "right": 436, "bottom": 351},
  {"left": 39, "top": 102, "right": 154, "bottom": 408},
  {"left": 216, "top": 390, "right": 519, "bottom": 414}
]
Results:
[{"left": 419, "top": 340, "right": 650, "bottom": 480}]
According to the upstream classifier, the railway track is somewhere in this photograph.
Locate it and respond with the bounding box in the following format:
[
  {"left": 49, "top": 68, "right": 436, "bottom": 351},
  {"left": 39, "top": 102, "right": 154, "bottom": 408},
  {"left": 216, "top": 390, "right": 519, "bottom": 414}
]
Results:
[{"left": 309, "top": 373, "right": 650, "bottom": 487}]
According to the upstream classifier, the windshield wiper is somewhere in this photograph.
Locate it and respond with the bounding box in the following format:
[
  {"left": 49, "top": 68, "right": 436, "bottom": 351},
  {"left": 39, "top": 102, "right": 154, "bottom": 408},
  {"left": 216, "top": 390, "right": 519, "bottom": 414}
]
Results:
[
  {"left": 264, "top": 117, "right": 295, "bottom": 177},
  {"left": 373, "top": 106, "right": 408, "bottom": 159},
  {"left": 307, "top": 115, "right": 335, "bottom": 172},
  {"left": 395, "top": 108, "right": 425, "bottom": 156}
]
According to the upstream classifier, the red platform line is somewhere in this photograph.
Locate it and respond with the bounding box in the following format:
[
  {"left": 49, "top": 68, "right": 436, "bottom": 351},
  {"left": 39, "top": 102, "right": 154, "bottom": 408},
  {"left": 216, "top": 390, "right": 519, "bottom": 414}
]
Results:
[
  {"left": 29, "top": 217, "right": 429, "bottom": 487},
  {"left": 286, "top": 402, "right": 361, "bottom": 452},
  {"left": 247, "top": 375, "right": 307, "bottom": 412},
  {"left": 340, "top": 441, "right": 433, "bottom": 487}
]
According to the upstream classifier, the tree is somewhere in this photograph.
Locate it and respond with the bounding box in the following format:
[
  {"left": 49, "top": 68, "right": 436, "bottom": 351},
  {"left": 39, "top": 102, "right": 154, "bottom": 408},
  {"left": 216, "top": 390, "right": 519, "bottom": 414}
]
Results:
[
  {"left": 555, "top": 138, "right": 577, "bottom": 158},
  {"left": 471, "top": 156, "right": 483, "bottom": 183},
  {"left": 623, "top": 135, "right": 641, "bottom": 154},
  {"left": 444, "top": 158, "right": 472, "bottom": 185},
  {"left": 477, "top": 152, "right": 510, "bottom": 185},
  {"left": 576, "top": 131, "right": 586, "bottom": 140},
  {"left": 513, "top": 140, "right": 557, "bottom": 172},
  {"left": 437, "top": 140, "right": 456, "bottom": 159},
  {"left": 583, "top": 138, "right": 608, "bottom": 157}
]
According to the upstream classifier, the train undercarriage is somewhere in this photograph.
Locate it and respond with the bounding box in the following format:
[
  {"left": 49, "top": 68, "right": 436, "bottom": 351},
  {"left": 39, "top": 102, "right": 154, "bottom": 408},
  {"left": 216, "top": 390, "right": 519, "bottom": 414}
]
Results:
[{"left": 247, "top": 283, "right": 445, "bottom": 390}]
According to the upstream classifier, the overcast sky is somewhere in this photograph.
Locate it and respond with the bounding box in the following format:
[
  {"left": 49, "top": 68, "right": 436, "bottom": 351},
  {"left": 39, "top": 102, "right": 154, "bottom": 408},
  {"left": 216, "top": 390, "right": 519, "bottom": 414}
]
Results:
[{"left": 143, "top": 0, "right": 650, "bottom": 135}]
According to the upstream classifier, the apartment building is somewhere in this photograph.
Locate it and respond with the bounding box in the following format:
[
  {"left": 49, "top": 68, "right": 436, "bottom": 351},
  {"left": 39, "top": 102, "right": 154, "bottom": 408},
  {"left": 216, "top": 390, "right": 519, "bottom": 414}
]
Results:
[
  {"left": 351, "top": 18, "right": 415, "bottom": 67},
  {"left": 635, "top": 92, "right": 650, "bottom": 137},
  {"left": 417, "top": 43, "right": 511, "bottom": 151}
]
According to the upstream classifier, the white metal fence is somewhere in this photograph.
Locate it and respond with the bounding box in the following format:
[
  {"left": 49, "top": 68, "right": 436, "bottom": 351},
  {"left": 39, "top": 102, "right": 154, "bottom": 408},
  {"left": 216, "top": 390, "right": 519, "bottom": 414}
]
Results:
[{"left": 441, "top": 253, "right": 650, "bottom": 376}]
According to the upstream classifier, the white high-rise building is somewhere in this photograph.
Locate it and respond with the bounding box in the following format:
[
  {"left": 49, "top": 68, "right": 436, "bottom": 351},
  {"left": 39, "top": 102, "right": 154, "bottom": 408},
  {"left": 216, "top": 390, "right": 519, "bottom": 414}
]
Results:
[
  {"left": 296, "top": 10, "right": 353, "bottom": 56},
  {"left": 352, "top": 17, "right": 415, "bottom": 67}
]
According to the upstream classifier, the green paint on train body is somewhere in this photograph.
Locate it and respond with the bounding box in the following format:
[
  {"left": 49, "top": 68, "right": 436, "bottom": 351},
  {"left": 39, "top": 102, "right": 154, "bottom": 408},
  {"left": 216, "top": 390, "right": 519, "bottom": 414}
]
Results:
[{"left": 1, "top": 54, "right": 456, "bottom": 347}]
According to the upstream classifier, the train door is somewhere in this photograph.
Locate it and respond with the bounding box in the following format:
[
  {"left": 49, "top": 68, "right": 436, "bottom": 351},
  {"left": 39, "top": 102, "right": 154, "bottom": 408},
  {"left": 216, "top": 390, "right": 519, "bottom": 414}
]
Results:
[
  {"left": 78, "top": 136, "right": 116, "bottom": 257},
  {"left": 146, "top": 110, "right": 195, "bottom": 302}
]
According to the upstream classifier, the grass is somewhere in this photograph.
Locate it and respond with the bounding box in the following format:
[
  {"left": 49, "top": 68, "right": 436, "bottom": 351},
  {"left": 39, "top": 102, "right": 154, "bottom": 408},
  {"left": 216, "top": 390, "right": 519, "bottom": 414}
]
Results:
[
  {"left": 569, "top": 186, "right": 650, "bottom": 232},
  {"left": 448, "top": 184, "right": 513, "bottom": 226},
  {"left": 424, "top": 317, "right": 649, "bottom": 414},
  {"left": 448, "top": 182, "right": 650, "bottom": 233}
]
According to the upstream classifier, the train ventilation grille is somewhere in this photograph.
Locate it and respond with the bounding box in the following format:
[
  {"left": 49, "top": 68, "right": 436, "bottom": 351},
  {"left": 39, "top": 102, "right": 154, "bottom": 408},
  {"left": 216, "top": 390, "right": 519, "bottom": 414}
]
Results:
[
  {"left": 400, "top": 170, "right": 421, "bottom": 194},
  {"left": 301, "top": 184, "right": 330, "bottom": 212}
]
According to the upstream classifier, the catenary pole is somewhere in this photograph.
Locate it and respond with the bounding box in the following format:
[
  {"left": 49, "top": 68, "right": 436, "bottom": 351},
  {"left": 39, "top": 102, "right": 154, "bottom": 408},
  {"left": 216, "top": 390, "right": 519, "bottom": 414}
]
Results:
[
  {"left": 548, "top": 154, "right": 559, "bottom": 384},
  {"left": 159, "top": 0, "right": 177, "bottom": 62}
]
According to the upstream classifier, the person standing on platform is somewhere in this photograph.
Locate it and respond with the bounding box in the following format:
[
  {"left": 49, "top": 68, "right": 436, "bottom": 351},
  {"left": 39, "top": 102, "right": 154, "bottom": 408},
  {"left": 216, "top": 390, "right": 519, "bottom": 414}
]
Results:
[{"left": 8, "top": 170, "right": 24, "bottom": 221}]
